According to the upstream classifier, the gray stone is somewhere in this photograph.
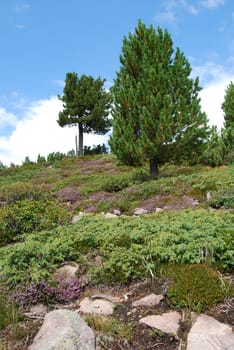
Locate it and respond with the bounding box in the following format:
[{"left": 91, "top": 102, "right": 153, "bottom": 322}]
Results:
[
  {"left": 72, "top": 212, "right": 86, "bottom": 223},
  {"left": 90, "top": 294, "right": 122, "bottom": 303},
  {"left": 113, "top": 209, "right": 121, "bottom": 216},
  {"left": 132, "top": 294, "right": 164, "bottom": 307},
  {"left": 155, "top": 207, "right": 164, "bottom": 213},
  {"left": 94, "top": 255, "right": 103, "bottom": 266},
  {"left": 104, "top": 212, "right": 118, "bottom": 218},
  {"left": 140, "top": 311, "right": 181, "bottom": 335},
  {"left": 30, "top": 303, "right": 47, "bottom": 316},
  {"left": 79, "top": 297, "right": 114, "bottom": 315},
  {"left": 134, "top": 208, "right": 148, "bottom": 215},
  {"left": 29, "top": 309, "right": 95, "bottom": 350},
  {"left": 53, "top": 264, "right": 78, "bottom": 280},
  {"left": 187, "top": 314, "right": 234, "bottom": 350}
]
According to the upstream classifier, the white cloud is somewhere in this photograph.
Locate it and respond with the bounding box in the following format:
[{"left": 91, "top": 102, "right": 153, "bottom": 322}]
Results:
[
  {"left": 192, "top": 61, "right": 229, "bottom": 84},
  {"left": 187, "top": 4, "right": 199, "bottom": 15},
  {"left": 15, "top": 24, "right": 25, "bottom": 30},
  {"left": 194, "top": 62, "right": 234, "bottom": 130},
  {"left": 0, "top": 108, "right": 17, "bottom": 128},
  {"left": 14, "top": 3, "right": 30, "bottom": 12},
  {"left": 154, "top": 10, "right": 177, "bottom": 24},
  {"left": 200, "top": 0, "right": 225, "bottom": 9},
  {"left": 0, "top": 97, "right": 109, "bottom": 166},
  {"left": 154, "top": 0, "right": 199, "bottom": 25}
]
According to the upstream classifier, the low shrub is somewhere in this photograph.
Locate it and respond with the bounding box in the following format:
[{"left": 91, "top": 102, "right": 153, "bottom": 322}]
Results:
[
  {"left": 165, "top": 264, "right": 233, "bottom": 312},
  {"left": 0, "top": 209, "right": 233, "bottom": 286},
  {"left": 0, "top": 183, "right": 51, "bottom": 205},
  {"left": 0, "top": 199, "right": 71, "bottom": 245},
  {"left": 93, "top": 246, "right": 145, "bottom": 284},
  {"left": 12, "top": 277, "right": 82, "bottom": 308},
  {"left": 101, "top": 176, "right": 131, "bottom": 192},
  {"left": 0, "top": 231, "right": 80, "bottom": 285}
]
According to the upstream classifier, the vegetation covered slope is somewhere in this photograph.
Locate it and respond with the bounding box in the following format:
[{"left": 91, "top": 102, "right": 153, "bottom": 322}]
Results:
[
  {"left": 0, "top": 154, "right": 233, "bottom": 348},
  {"left": 0, "top": 154, "right": 233, "bottom": 280}
]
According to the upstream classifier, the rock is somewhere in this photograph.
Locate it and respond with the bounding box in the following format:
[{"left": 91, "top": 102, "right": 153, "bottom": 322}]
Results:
[
  {"left": 90, "top": 294, "right": 122, "bottom": 303},
  {"left": 132, "top": 294, "right": 164, "bottom": 307},
  {"left": 134, "top": 208, "right": 148, "bottom": 215},
  {"left": 72, "top": 212, "right": 85, "bottom": 223},
  {"left": 113, "top": 209, "right": 121, "bottom": 216},
  {"left": 53, "top": 264, "right": 78, "bottom": 280},
  {"left": 29, "top": 309, "right": 95, "bottom": 350},
  {"left": 104, "top": 212, "right": 118, "bottom": 218},
  {"left": 206, "top": 192, "right": 212, "bottom": 201},
  {"left": 155, "top": 207, "right": 164, "bottom": 213},
  {"left": 30, "top": 303, "right": 47, "bottom": 316},
  {"left": 187, "top": 314, "right": 234, "bottom": 350},
  {"left": 79, "top": 297, "right": 114, "bottom": 315},
  {"left": 94, "top": 255, "right": 103, "bottom": 266},
  {"left": 140, "top": 311, "right": 181, "bottom": 335}
]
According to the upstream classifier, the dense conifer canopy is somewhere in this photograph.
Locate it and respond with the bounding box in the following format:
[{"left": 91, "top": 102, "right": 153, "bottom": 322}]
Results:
[
  {"left": 58, "top": 73, "right": 111, "bottom": 155},
  {"left": 109, "top": 21, "right": 210, "bottom": 176}
]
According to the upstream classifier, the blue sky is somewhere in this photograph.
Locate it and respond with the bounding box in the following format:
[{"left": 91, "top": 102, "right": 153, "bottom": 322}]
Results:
[{"left": 0, "top": 0, "right": 234, "bottom": 165}]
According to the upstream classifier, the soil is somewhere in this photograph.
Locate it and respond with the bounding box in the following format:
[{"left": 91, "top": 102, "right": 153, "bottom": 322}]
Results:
[
  {"left": 79, "top": 277, "right": 234, "bottom": 350},
  {"left": 0, "top": 275, "right": 233, "bottom": 349}
]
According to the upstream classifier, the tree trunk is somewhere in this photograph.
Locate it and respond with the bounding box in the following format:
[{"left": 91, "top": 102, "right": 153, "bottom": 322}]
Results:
[
  {"left": 149, "top": 157, "right": 159, "bottom": 178},
  {"left": 78, "top": 123, "right": 84, "bottom": 156},
  {"left": 75, "top": 135, "right": 78, "bottom": 156}
]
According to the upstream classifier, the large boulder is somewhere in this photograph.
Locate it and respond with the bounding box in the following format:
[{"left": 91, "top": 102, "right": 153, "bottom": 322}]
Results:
[
  {"left": 139, "top": 311, "right": 181, "bottom": 335},
  {"left": 187, "top": 314, "right": 234, "bottom": 350},
  {"left": 29, "top": 310, "right": 95, "bottom": 350},
  {"left": 79, "top": 297, "right": 114, "bottom": 315}
]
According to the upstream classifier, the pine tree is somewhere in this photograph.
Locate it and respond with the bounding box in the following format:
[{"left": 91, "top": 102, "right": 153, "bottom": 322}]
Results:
[
  {"left": 109, "top": 21, "right": 210, "bottom": 177},
  {"left": 222, "top": 81, "right": 234, "bottom": 129},
  {"left": 221, "top": 81, "right": 234, "bottom": 159},
  {"left": 58, "top": 73, "right": 112, "bottom": 155}
]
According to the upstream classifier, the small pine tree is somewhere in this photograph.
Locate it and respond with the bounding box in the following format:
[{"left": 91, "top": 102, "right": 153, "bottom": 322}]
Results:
[{"left": 58, "top": 73, "right": 112, "bottom": 155}]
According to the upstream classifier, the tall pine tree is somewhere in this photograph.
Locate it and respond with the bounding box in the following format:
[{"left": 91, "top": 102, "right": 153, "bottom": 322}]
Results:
[
  {"left": 109, "top": 21, "right": 210, "bottom": 177},
  {"left": 221, "top": 81, "right": 234, "bottom": 160},
  {"left": 58, "top": 73, "right": 111, "bottom": 155}
]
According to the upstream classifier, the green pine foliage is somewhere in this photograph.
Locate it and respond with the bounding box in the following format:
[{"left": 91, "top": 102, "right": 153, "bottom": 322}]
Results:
[
  {"left": 221, "top": 81, "right": 234, "bottom": 162},
  {"left": 201, "top": 126, "right": 226, "bottom": 167},
  {"left": 110, "top": 21, "right": 210, "bottom": 177},
  {"left": 58, "top": 73, "right": 112, "bottom": 155},
  {"left": 222, "top": 81, "right": 234, "bottom": 130}
]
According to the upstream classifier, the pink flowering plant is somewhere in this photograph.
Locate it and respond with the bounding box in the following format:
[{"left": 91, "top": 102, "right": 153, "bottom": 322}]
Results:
[{"left": 11, "top": 276, "right": 82, "bottom": 309}]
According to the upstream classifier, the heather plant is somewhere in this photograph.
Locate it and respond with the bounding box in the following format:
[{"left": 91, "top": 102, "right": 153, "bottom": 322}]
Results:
[{"left": 12, "top": 276, "right": 82, "bottom": 308}]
